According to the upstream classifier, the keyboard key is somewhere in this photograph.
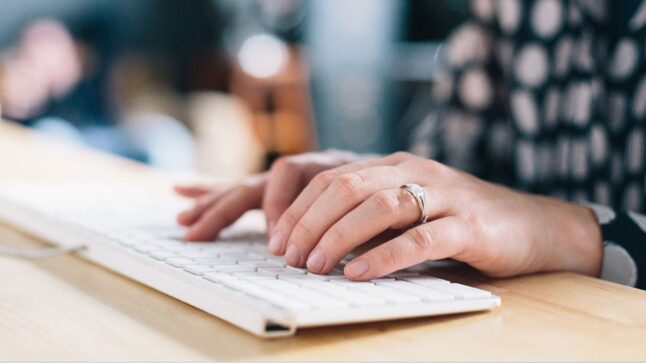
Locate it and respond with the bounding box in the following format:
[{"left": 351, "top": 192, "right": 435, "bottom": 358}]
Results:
[
  {"left": 149, "top": 250, "right": 178, "bottom": 260},
  {"left": 376, "top": 281, "right": 454, "bottom": 302},
  {"left": 192, "top": 257, "right": 237, "bottom": 265},
  {"left": 305, "top": 272, "right": 331, "bottom": 280},
  {"left": 301, "top": 282, "right": 387, "bottom": 306},
  {"left": 239, "top": 261, "right": 280, "bottom": 268},
  {"left": 185, "top": 265, "right": 217, "bottom": 275},
  {"left": 352, "top": 284, "right": 422, "bottom": 304},
  {"left": 178, "top": 251, "right": 219, "bottom": 259},
  {"left": 203, "top": 273, "right": 239, "bottom": 284},
  {"left": 430, "top": 283, "right": 491, "bottom": 299},
  {"left": 213, "top": 265, "right": 257, "bottom": 273},
  {"left": 258, "top": 267, "right": 306, "bottom": 275},
  {"left": 233, "top": 272, "right": 276, "bottom": 281},
  {"left": 331, "top": 280, "right": 376, "bottom": 288},
  {"left": 165, "top": 257, "right": 197, "bottom": 268},
  {"left": 134, "top": 244, "right": 163, "bottom": 253},
  {"left": 219, "top": 252, "right": 264, "bottom": 261},
  {"left": 385, "top": 271, "right": 421, "bottom": 278},
  {"left": 402, "top": 276, "right": 450, "bottom": 286},
  {"left": 256, "top": 280, "right": 300, "bottom": 290},
  {"left": 264, "top": 256, "right": 287, "bottom": 266},
  {"left": 154, "top": 242, "right": 202, "bottom": 252},
  {"left": 277, "top": 275, "right": 315, "bottom": 282}
]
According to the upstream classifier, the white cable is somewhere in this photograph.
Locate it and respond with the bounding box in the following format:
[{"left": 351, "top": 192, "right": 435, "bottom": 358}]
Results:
[{"left": 0, "top": 245, "right": 87, "bottom": 259}]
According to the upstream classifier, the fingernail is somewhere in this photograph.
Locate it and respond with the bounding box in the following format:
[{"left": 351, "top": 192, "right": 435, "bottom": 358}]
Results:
[
  {"left": 306, "top": 249, "right": 326, "bottom": 273},
  {"left": 346, "top": 259, "right": 369, "bottom": 279},
  {"left": 285, "top": 244, "right": 302, "bottom": 266},
  {"left": 267, "top": 232, "right": 284, "bottom": 254}
]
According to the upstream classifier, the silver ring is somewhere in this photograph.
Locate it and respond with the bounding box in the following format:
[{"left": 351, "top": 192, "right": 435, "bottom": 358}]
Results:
[{"left": 399, "top": 183, "right": 429, "bottom": 225}]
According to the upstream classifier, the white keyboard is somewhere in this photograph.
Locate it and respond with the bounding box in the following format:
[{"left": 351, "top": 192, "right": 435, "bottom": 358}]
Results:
[{"left": 0, "top": 184, "right": 500, "bottom": 337}]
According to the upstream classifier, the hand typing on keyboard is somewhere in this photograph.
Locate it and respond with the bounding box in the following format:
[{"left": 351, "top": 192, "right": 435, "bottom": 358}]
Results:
[{"left": 176, "top": 151, "right": 603, "bottom": 282}]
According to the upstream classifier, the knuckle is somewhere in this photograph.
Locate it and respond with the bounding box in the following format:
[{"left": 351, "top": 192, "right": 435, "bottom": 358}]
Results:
[
  {"left": 391, "top": 151, "right": 413, "bottom": 162},
  {"left": 236, "top": 182, "right": 257, "bottom": 195},
  {"left": 333, "top": 173, "right": 366, "bottom": 197},
  {"left": 239, "top": 174, "right": 265, "bottom": 190},
  {"left": 371, "top": 190, "right": 400, "bottom": 214},
  {"left": 378, "top": 244, "right": 400, "bottom": 268},
  {"left": 326, "top": 224, "right": 348, "bottom": 246},
  {"left": 195, "top": 195, "right": 212, "bottom": 209},
  {"left": 280, "top": 208, "right": 300, "bottom": 227},
  {"left": 294, "top": 218, "right": 317, "bottom": 240},
  {"left": 424, "top": 159, "right": 453, "bottom": 177},
  {"left": 271, "top": 156, "right": 298, "bottom": 173},
  {"left": 407, "top": 227, "right": 434, "bottom": 252},
  {"left": 312, "top": 170, "right": 337, "bottom": 190}
]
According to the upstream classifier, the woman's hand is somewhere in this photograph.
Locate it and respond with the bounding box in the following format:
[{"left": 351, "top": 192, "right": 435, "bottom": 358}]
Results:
[
  {"left": 175, "top": 150, "right": 374, "bottom": 241},
  {"left": 266, "top": 152, "right": 603, "bottom": 281}
]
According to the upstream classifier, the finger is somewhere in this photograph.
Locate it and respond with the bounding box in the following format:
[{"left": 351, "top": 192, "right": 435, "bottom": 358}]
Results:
[
  {"left": 262, "top": 158, "right": 319, "bottom": 235},
  {"left": 306, "top": 187, "right": 450, "bottom": 274},
  {"left": 177, "top": 192, "right": 220, "bottom": 226},
  {"left": 176, "top": 189, "right": 227, "bottom": 226},
  {"left": 283, "top": 165, "right": 409, "bottom": 267},
  {"left": 268, "top": 153, "right": 405, "bottom": 256},
  {"left": 184, "top": 176, "right": 265, "bottom": 241},
  {"left": 344, "top": 217, "right": 469, "bottom": 281},
  {"left": 174, "top": 184, "right": 219, "bottom": 198}
]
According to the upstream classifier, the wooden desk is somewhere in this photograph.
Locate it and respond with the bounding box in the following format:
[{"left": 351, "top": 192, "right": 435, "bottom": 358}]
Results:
[{"left": 1, "top": 121, "right": 645, "bottom": 361}]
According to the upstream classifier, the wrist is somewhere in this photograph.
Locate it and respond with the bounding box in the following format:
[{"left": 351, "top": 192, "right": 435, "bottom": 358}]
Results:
[{"left": 538, "top": 197, "right": 603, "bottom": 276}]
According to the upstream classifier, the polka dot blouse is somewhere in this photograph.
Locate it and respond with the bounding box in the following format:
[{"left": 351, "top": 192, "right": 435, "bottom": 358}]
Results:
[{"left": 410, "top": 0, "right": 646, "bottom": 288}]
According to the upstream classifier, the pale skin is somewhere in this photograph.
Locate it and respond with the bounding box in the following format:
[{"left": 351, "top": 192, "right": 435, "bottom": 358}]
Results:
[{"left": 176, "top": 150, "right": 603, "bottom": 281}]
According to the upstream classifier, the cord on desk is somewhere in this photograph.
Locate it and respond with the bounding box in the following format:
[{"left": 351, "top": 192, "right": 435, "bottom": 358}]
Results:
[{"left": 0, "top": 245, "right": 87, "bottom": 259}]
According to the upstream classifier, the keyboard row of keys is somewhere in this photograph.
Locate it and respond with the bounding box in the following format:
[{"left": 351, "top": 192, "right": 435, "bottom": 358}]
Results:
[{"left": 83, "top": 217, "right": 492, "bottom": 311}]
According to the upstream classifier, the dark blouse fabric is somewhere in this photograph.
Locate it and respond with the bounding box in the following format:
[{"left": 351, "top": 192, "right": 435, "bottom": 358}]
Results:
[{"left": 410, "top": 0, "right": 646, "bottom": 286}]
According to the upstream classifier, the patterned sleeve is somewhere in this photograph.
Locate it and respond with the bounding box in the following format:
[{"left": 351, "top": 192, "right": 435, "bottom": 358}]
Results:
[
  {"left": 409, "top": 1, "right": 514, "bottom": 184},
  {"left": 585, "top": 0, "right": 646, "bottom": 289},
  {"left": 410, "top": 0, "right": 646, "bottom": 289},
  {"left": 586, "top": 204, "right": 646, "bottom": 288}
]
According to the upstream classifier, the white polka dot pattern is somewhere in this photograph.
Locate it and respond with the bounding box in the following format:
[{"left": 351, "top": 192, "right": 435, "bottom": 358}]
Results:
[
  {"left": 554, "top": 36, "right": 574, "bottom": 77},
  {"left": 459, "top": 68, "right": 493, "bottom": 110},
  {"left": 511, "top": 90, "right": 539, "bottom": 135},
  {"left": 627, "top": 128, "right": 645, "bottom": 173},
  {"left": 608, "top": 92, "right": 627, "bottom": 132},
  {"left": 447, "top": 24, "right": 491, "bottom": 68},
  {"left": 609, "top": 39, "right": 639, "bottom": 80},
  {"left": 634, "top": 76, "right": 646, "bottom": 119},
  {"left": 497, "top": 0, "right": 522, "bottom": 34},
  {"left": 531, "top": 0, "right": 563, "bottom": 38},
  {"left": 573, "top": 83, "right": 593, "bottom": 126},
  {"left": 543, "top": 87, "right": 560, "bottom": 127},
  {"left": 410, "top": 0, "right": 646, "bottom": 215},
  {"left": 514, "top": 44, "right": 549, "bottom": 87},
  {"left": 472, "top": 0, "right": 495, "bottom": 22},
  {"left": 517, "top": 141, "right": 537, "bottom": 182},
  {"left": 590, "top": 125, "right": 608, "bottom": 166}
]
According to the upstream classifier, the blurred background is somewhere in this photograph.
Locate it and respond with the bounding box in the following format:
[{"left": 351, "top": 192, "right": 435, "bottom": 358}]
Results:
[{"left": 0, "top": 0, "right": 467, "bottom": 178}]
